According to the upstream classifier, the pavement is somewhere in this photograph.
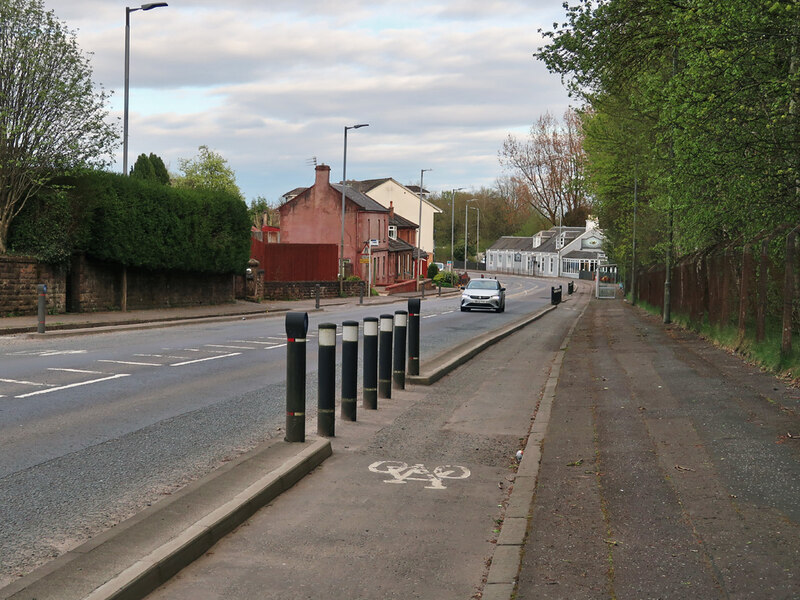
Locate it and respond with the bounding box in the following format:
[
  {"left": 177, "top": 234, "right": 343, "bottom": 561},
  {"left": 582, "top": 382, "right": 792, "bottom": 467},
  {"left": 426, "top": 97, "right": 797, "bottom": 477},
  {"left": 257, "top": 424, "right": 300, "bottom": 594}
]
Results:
[{"left": 2, "top": 281, "right": 799, "bottom": 599}]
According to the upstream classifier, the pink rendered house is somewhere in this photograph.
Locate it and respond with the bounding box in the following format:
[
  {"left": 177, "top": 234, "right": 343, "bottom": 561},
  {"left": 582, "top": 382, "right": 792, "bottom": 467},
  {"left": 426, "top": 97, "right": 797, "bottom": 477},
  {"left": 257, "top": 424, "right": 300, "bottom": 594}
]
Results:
[{"left": 279, "top": 165, "right": 417, "bottom": 286}]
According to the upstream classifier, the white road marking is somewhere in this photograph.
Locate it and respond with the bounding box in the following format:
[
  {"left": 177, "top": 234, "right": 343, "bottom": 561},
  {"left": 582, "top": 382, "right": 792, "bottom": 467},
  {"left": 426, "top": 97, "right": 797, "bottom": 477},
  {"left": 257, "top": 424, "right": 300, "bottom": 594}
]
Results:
[
  {"left": 265, "top": 344, "right": 286, "bottom": 350},
  {"left": 0, "top": 378, "right": 53, "bottom": 387},
  {"left": 368, "top": 461, "right": 471, "bottom": 490},
  {"left": 16, "top": 374, "right": 130, "bottom": 398},
  {"left": 441, "top": 310, "right": 455, "bottom": 314},
  {"left": 230, "top": 340, "right": 277, "bottom": 345},
  {"left": 134, "top": 353, "right": 189, "bottom": 359},
  {"left": 422, "top": 315, "right": 436, "bottom": 319},
  {"left": 170, "top": 352, "right": 241, "bottom": 367},
  {"left": 7, "top": 349, "right": 88, "bottom": 356},
  {"left": 204, "top": 344, "right": 256, "bottom": 350},
  {"left": 47, "top": 368, "right": 104, "bottom": 374},
  {"left": 98, "top": 359, "right": 162, "bottom": 367}
]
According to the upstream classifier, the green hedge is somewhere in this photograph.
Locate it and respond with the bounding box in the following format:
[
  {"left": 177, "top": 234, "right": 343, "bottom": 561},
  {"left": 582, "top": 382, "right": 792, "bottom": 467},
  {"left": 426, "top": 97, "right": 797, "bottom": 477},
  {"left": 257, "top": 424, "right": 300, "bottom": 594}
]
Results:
[{"left": 9, "top": 171, "right": 251, "bottom": 273}]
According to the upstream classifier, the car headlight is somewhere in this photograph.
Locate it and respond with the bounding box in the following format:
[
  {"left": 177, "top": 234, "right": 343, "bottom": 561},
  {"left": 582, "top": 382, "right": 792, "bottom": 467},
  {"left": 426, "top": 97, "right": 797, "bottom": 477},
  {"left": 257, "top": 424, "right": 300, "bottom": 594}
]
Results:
[{"left": 491, "top": 294, "right": 500, "bottom": 300}]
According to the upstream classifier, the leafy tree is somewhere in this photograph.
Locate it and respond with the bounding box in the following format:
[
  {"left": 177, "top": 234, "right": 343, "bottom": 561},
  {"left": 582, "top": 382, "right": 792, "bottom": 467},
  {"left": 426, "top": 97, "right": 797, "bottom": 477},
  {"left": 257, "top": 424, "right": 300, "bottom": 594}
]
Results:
[
  {"left": 0, "top": 0, "right": 118, "bottom": 253},
  {"left": 130, "top": 152, "right": 170, "bottom": 185},
  {"left": 248, "top": 195, "right": 279, "bottom": 228},
  {"left": 130, "top": 153, "right": 156, "bottom": 182},
  {"left": 149, "top": 153, "right": 170, "bottom": 185},
  {"left": 173, "top": 145, "right": 244, "bottom": 200}
]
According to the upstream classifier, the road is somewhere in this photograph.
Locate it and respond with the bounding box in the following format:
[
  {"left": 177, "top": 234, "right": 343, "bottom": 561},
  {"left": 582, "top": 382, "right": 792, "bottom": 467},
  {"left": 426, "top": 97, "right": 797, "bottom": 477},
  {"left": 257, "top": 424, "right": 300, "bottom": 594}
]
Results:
[{"left": 0, "top": 274, "right": 551, "bottom": 587}]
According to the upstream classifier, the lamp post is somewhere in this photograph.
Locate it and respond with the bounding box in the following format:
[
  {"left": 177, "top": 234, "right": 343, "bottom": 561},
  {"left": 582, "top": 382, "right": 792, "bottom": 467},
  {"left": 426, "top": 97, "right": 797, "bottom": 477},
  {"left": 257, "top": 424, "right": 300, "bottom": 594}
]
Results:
[
  {"left": 450, "top": 187, "right": 464, "bottom": 270},
  {"left": 340, "top": 123, "right": 369, "bottom": 294},
  {"left": 464, "top": 198, "right": 476, "bottom": 271},
  {"left": 416, "top": 168, "right": 431, "bottom": 290},
  {"left": 470, "top": 205, "right": 480, "bottom": 268},
  {"left": 123, "top": 2, "right": 168, "bottom": 176}
]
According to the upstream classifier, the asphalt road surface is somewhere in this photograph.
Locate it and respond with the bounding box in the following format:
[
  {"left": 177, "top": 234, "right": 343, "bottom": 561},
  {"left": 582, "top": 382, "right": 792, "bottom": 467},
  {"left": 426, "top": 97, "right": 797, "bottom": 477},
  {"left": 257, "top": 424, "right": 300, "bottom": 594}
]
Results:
[{"left": 0, "top": 274, "right": 550, "bottom": 587}]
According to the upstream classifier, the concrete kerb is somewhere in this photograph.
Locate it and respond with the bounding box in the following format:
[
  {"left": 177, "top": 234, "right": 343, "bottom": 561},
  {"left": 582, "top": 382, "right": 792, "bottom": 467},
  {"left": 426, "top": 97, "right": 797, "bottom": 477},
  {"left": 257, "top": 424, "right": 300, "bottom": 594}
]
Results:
[
  {"left": 406, "top": 304, "right": 558, "bottom": 386},
  {"left": 481, "top": 297, "right": 590, "bottom": 600},
  {"left": 0, "top": 438, "right": 332, "bottom": 600}
]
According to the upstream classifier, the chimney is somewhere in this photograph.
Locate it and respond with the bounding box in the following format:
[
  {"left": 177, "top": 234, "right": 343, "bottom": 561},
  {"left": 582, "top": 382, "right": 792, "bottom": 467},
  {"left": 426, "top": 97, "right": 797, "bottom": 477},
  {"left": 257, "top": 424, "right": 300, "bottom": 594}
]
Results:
[
  {"left": 389, "top": 201, "right": 395, "bottom": 219},
  {"left": 315, "top": 164, "right": 331, "bottom": 188}
]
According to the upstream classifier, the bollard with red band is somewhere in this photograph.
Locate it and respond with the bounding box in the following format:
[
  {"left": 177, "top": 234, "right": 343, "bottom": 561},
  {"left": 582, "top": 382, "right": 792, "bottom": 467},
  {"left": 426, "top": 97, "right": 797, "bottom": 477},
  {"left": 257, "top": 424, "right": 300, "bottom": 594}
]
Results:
[
  {"left": 393, "top": 310, "right": 408, "bottom": 390},
  {"left": 363, "top": 317, "right": 379, "bottom": 409},
  {"left": 317, "top": 322, "right": 337, "bottom": 437},
  {"left": 285, "top": 312, "right": 309, "bottom": 442},
  {"left": 407, "top": 298, "right": 421, "bottom": 376},
  {"left": 341, "top": 320, "right": 359, "bottom": 421}
]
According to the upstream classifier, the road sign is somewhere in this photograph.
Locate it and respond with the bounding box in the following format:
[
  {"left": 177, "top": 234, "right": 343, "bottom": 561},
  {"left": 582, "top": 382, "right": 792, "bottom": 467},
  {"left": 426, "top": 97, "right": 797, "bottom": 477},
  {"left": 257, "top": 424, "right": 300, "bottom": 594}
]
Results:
[{"left": 369, "top": 239, "right": 379, "bottom": 247}]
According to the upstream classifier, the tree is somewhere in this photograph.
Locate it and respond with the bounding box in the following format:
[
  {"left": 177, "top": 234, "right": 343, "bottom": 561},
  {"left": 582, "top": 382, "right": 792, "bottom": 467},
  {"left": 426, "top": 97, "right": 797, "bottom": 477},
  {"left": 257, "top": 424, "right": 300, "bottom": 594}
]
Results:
[
  {"left": 499, "top": 109, "right": 592, "bottom": 226},
  {"left": 130, "top": 153, "right": 156, "bottom": 182},
  {"left": 130, "top": 152, "right": 170, "bottom": 185},
  {"left": 248, "top": 196, "right": 279, "bottom": 228},
  {"left": 0, "top": 0, "right": 118, "bottom": 253},
  {"left": 149, "top": 153, "right": 170, "bottom": 185},
  {"left": 173, "top": 145, "right": 244, "bottom": 200}
]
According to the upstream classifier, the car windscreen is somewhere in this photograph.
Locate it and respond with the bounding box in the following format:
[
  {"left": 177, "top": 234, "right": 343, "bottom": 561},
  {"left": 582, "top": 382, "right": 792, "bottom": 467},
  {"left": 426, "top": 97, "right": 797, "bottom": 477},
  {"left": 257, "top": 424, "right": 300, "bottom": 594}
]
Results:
[{"left": 466, "top": 280, "right": 499, "bottom": 290}]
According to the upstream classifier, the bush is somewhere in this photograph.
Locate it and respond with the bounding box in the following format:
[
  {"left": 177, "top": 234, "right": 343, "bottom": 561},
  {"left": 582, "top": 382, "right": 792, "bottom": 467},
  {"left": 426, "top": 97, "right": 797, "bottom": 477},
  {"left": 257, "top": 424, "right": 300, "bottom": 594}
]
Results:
[
  {"left": 9, "top": 171, "right": 251, "bottom": 273},
  {"left": 433, "top": 271, "right": 459, "bottom": 287},
  {"left": 427, "top": 262, "right": 439, "bottom": 279}
]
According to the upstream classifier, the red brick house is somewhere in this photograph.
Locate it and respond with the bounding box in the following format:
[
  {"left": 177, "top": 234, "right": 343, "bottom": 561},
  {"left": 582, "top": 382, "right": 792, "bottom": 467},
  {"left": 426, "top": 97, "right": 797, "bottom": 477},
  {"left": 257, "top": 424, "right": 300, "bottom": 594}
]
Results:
[{"left": 279, "top": 165, "right": 417, "bottom": 286}]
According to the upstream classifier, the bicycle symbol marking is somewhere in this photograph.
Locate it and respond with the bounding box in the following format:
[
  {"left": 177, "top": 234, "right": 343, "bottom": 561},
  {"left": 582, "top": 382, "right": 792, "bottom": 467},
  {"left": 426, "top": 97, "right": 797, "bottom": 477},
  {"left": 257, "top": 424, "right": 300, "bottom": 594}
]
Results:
[{"left": 368, "top": 461, "right": 471, "bottom": 490}]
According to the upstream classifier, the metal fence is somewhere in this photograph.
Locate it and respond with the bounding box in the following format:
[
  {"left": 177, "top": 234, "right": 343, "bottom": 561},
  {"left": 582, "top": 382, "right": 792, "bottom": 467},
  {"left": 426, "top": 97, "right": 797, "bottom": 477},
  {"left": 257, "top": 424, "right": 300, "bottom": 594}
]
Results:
[{"left": 634, "top": 226, "right": 800, "bottom": 358}]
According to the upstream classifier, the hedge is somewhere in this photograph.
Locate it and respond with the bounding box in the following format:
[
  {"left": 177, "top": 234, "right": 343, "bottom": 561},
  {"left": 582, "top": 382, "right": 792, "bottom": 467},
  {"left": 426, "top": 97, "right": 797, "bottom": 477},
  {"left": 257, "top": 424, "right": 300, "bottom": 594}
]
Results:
[{"left": 9, "top": 171, "right": 251, "bottom": 273}]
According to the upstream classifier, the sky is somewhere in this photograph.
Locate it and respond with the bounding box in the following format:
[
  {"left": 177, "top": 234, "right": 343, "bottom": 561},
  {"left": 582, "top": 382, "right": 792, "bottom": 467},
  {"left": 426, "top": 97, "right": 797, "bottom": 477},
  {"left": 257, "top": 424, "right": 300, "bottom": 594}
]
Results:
[{"left": 42, "top": 0, "right": 573, "bottom": 205}]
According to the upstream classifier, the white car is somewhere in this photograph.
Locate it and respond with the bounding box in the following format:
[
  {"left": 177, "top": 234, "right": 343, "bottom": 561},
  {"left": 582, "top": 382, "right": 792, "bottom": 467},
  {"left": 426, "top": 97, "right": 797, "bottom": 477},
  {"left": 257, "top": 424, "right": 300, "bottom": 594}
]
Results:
[{"left": 460, "top": 279, "right": 505, "bottom": 313}]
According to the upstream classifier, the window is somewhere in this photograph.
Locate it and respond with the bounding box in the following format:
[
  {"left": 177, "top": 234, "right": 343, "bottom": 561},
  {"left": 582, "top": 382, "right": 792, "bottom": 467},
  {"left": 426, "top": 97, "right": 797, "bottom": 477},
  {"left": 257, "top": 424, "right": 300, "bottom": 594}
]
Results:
[{"left": 388, "top": 225, "right": 397, "bottom": 240}]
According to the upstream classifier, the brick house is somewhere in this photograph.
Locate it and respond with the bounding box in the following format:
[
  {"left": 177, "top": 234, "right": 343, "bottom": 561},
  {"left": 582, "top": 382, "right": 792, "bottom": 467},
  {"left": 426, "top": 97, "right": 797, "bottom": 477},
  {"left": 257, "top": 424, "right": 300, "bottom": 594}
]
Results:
[{"left": 278, "top": 165, "right": 416, "bottom": 286}]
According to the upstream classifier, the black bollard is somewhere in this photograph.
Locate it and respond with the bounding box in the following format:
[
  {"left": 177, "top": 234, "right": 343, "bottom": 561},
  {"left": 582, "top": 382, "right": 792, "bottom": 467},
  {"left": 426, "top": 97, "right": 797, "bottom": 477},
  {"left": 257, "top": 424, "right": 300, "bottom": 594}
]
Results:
[
  {"left": 568, "top": 281, "right": 574, "bottom": 295},
  {"left": 37, "top": 284, "right": 47, "bottom": 334},
  {"left": 317, "top": 323, "right": 337, "bottom": 437},
  {"left": 407, "top": 298, "right": 421, "bottom": 376},
  {"left": 359, "top": 281, "right": 365, "bottom": 304},
  {"left": 315, "top": 284, "right": 321, "bottom": 309},
  {"left": 285, "top": 312, "right": 309, "bottom": 442},
  {"left": 378, "top": 314, "right": 393, "bottom": 399},
  {"left": 393, "top": 310, "right": 408, "bottom": 390},
  {"left": 341, "top": 320, "right": 359, "bottom": 421},
  {"left": 363, "top": 317, "right": 379, "bottom": 409}
]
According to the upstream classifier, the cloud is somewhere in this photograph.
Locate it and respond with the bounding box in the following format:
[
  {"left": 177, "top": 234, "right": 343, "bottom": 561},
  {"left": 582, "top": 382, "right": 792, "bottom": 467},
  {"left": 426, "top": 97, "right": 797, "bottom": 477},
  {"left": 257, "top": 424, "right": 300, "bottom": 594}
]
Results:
[{"left": 42, "top": 0, "right": 572, "bottom": 202}]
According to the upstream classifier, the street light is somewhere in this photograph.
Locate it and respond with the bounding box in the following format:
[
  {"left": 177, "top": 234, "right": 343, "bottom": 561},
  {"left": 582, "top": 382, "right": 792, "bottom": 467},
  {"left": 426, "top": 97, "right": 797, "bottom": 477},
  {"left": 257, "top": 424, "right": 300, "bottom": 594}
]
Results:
[
  {"left": 470, "top": 205, "right": 480, "bottom": 268},
  {"left": 416, "top": 168, "right": 431, "bottom": 290},
  {"left": 123, "top": 2, "right": 168, "bottom": 176},
  {"left": 450, "top": 187, "right": 465, "bottom": 270},
  {"left": 340, "top": 123, "right": 369, "bottom": 293},
  {"left": 465, "top": 198, "right": 476, "bottom": 271}
]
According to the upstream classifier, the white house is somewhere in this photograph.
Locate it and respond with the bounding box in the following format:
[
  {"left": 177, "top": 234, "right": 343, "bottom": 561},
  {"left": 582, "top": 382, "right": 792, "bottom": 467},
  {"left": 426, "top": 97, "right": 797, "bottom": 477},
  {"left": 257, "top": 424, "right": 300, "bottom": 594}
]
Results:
[{"left": 486, "top": 219, "right": 605, "bottom": 279}]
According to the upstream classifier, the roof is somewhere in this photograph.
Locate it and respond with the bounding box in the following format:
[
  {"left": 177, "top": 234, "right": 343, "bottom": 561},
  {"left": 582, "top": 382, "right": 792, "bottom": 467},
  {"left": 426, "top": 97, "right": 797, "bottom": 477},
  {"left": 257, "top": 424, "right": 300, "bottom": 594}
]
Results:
[
  {"left": 346, "top": 178, "right": 391, "bottom": 194},
  {"left": 488, "top": 236, "right": 536, "bottom": 251},
  {"left": 390, "top": 212, "right": 417, "bottom": 228},
  {"left": 388, "top": 237, "right": 415, "bottom": 252},
  {"left": 330, "top": 183, "right": 389, "bottom": 213}
]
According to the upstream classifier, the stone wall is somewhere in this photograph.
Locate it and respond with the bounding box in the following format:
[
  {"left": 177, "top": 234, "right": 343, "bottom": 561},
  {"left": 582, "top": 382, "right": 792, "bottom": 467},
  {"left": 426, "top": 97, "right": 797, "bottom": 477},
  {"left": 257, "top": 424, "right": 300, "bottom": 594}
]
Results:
[
  {"left": 262, "top": 280, "right": 364, "bottom": 301},
  {"left": 0, "top": 256, "right": 66, "bottom": 316}
]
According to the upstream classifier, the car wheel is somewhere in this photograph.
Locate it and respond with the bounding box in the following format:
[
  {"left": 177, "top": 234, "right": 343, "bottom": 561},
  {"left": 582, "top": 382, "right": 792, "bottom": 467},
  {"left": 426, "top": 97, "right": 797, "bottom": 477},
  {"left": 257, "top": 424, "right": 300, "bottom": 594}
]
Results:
[{"left": 498, "top": 304, "right": 505, "bottom": 313}]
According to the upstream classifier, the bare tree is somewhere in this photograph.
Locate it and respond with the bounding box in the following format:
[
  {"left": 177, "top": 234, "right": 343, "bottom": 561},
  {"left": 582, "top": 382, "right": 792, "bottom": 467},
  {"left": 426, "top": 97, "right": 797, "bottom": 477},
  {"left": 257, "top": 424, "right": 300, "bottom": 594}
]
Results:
[
  {"left": 0, "top": 0, "right": 118, "bottom": 253},
  {"left": 499, "top": 109, "right": 590, "bottom": 226}
]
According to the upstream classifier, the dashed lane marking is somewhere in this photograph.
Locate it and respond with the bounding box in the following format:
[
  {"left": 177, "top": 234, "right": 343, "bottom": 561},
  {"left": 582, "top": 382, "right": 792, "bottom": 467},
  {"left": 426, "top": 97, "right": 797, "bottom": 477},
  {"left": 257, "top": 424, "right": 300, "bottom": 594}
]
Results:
[
  {"left": 169, "top": 352, "right": 241, "bottom": 367},
  {"left": 0, "top": 378, "right": 54, "bottom": 387},
  {"left": 134, "top": 353, "right": 190, "bottom": 360},
  {"left": 15, "top": 374, "right": 130, "bottom": 398},
  {"left": 47, "top": 368, "right": 104, "bottom": 374},
  {"left": 98, "top": 359, "right": 162, "bottom": 367},
  {"left": 204, "top": 344, "right": 256, "bottom": 350}
]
